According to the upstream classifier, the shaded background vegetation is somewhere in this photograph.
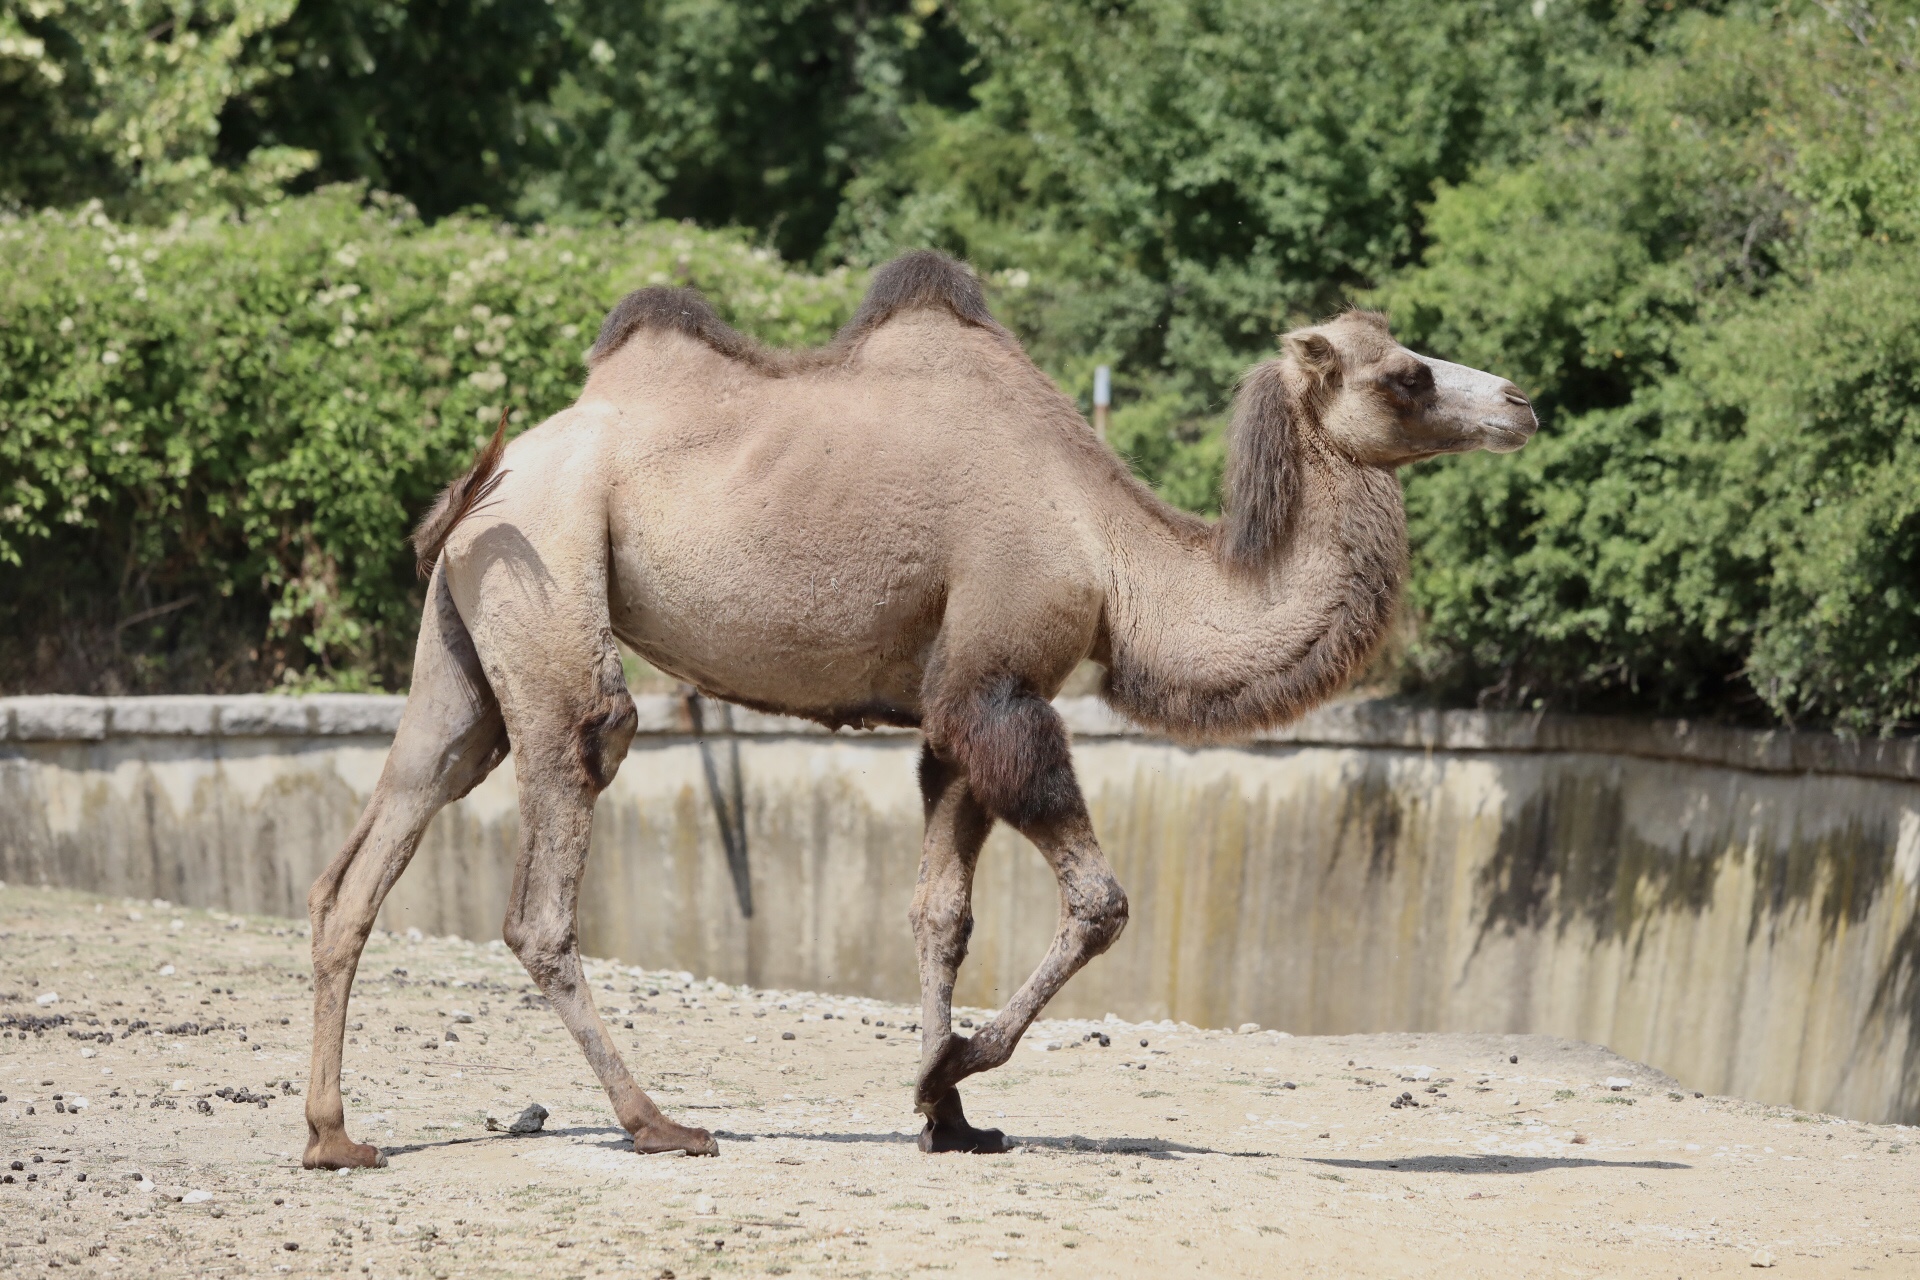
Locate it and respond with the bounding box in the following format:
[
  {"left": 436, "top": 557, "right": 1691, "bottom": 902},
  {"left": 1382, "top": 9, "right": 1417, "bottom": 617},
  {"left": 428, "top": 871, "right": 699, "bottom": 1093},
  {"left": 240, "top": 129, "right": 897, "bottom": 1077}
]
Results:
[{"left": 2, "top": 0, "right": 1917, "bottom": 733}]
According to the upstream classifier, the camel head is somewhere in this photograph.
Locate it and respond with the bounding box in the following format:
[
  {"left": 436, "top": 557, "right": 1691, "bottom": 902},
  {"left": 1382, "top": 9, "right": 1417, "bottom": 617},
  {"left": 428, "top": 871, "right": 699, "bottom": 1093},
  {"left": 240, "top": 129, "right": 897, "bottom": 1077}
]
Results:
[
  {"left": 1220, "top": 309, "right": 1536, "bottom": 571},
  {"left": 1281, "top": 310, "right": 1536, "bottom": 467}
]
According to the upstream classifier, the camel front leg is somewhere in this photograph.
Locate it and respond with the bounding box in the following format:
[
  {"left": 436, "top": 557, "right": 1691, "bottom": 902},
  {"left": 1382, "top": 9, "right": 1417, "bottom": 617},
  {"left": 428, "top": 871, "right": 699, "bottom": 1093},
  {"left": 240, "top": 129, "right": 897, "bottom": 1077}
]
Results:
[
  {"left": 917, "top": 810, "right": 1126, "bottom": 1100},
  {"left": 916, "top": 675, "right": 1129, "bottom": 1149},
  {"left": 908, "top": 748, "right": 1002, "bottom": 1153}
]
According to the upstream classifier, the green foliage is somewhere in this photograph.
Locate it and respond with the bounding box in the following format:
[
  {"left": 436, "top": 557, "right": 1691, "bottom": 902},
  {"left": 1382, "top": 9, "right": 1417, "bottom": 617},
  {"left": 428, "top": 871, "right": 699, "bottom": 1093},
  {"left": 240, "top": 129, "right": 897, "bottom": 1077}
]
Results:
[
  {"left": 519, "top": 0, "right": 979, "bottom": 260},
  {"left": 213, "top": 0, "right": 571, "bottom": 220},
  {"left": 835, "top": 0, "right": 1663, "bottom": 503},
  {"left": 0, "top": 187, "right": 861, "bottom": 691},
  {"left": 5, "top": 0, "right": 1919, "bottom": 732},
  {"left": 1, "top": 0, "right": 317, "bottom": 214},
  {"left": 1378, "top": 4, "right": 1920, "bottom": 731},
  {"left": 210, "top": 0, "right": 977, "bottom": 257}
]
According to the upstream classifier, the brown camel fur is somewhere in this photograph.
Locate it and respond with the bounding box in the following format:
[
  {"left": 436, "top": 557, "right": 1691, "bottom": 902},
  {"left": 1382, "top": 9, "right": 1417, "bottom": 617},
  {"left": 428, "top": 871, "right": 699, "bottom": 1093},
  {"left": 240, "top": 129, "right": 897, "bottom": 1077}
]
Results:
[{"left": 302, "top": 250, "right": 1536, "bottom": 1168}]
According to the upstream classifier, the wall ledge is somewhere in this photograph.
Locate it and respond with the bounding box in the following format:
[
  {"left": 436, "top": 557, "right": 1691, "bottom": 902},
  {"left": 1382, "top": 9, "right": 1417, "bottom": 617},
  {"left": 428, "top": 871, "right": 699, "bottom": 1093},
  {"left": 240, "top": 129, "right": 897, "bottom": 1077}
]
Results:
[{"left": 2, "top": 692, "right": 1915, "bottom": 783}]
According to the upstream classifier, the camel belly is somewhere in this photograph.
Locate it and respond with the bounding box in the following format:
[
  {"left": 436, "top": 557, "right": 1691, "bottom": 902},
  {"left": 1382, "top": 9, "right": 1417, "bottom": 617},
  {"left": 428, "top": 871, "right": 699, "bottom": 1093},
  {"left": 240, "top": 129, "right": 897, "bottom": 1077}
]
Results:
[{"left": 606, "top": 522, "right": 942, "bottom": 726}]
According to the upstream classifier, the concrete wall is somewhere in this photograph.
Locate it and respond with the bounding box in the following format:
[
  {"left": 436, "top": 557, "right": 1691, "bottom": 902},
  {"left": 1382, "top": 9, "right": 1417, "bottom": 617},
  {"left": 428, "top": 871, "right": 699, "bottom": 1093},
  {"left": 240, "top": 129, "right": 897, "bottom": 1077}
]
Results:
[{"left": 3, "top": 692, "right": 1918, "bottom": 1124}]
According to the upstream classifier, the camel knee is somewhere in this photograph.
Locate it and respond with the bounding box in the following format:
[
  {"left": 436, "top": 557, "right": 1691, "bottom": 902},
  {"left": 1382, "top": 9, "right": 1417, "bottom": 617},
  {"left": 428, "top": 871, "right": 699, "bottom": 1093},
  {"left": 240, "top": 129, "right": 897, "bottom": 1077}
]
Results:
[
  {"left": 909, "top": 897, "right": 974, "bottom": 968},
  {"left": 1069, "top": 875, "right": 1129, "bottom": 957}
]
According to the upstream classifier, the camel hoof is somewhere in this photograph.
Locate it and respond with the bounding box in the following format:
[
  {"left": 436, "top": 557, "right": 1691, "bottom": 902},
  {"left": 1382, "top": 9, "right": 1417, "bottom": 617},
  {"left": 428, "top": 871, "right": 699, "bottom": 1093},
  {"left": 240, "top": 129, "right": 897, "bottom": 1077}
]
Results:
[
  {"left": 633, "top": 1123, "right": 719, "bottom": 1157},
  {"left": 918, "top": 1117, "right": 1009, "bottom": 1155},
  {"left": 302, "top": 1136, "right": 386, "bottom": 1170}
]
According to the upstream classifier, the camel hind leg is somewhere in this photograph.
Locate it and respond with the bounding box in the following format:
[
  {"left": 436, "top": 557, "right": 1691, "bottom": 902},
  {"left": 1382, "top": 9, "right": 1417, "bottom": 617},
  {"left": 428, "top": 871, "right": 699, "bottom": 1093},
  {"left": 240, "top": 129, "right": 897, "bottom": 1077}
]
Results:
[
  {"left": 304, "top": 569, "right": 507, "bottom": 1169},
  {"left": 451, "top": 517, "right": 717, "bottom": 1157}
]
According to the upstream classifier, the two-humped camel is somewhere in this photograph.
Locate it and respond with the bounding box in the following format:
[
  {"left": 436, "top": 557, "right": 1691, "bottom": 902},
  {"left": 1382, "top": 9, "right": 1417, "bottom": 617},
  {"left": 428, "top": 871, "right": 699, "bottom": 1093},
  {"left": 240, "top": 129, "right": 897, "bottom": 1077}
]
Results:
[{"left": 301, "top": 251, "right": 1535, "bottom": 1168}]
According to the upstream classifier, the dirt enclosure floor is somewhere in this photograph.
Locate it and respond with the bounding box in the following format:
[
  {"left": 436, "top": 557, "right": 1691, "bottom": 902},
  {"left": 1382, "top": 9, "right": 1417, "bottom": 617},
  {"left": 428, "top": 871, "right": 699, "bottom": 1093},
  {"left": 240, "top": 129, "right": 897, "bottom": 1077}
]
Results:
[{"left": 3, "top": 886, "right": 1919, "bottom": 1278}]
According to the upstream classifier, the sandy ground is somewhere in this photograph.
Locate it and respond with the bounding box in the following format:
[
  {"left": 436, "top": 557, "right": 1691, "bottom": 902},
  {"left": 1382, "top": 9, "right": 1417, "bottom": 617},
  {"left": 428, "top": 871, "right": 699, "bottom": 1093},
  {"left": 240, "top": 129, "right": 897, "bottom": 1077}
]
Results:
[{"left": 3, "top": 885, "right": 1918, "bottom": 1278}]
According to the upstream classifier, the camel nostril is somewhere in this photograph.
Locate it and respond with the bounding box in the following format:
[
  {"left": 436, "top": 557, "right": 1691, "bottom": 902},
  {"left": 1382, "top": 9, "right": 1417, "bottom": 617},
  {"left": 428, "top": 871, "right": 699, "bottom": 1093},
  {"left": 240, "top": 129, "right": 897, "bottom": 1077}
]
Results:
[{"left": 1502, "top": 387, "right": 1530, "bottom": 407}]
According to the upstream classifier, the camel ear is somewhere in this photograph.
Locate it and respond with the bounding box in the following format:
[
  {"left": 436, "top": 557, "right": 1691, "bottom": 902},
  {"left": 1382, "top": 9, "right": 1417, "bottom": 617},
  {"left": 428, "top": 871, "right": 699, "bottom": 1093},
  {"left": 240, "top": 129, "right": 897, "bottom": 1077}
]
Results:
[
  {"left": 1286, "top": 331, "right": 1341, "bottom": 386},
  {"left": 1220, "top": 360, "right": 1302, "bottom": 570}
]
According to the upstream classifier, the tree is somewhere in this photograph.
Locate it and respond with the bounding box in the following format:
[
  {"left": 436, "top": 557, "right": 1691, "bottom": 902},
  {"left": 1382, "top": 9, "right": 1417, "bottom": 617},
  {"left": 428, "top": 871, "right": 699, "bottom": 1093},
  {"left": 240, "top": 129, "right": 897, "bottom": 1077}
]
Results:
[{"left": 1, "top": 0, "right": 316, "bottom": 214}]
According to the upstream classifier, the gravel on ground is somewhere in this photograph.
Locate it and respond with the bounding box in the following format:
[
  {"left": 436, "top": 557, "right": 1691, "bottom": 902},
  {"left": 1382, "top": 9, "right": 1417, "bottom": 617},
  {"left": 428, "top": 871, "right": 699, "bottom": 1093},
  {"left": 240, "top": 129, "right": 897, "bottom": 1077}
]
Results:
[{"left": 3, "top": 884, "right": 1918, "bottom": 1278}]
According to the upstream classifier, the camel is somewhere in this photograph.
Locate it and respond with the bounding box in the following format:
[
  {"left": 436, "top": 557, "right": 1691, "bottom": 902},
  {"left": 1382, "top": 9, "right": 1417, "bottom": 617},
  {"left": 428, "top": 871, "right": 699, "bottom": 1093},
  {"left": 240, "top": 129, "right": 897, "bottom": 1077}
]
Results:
[{"left": 301, "top": 251, "right": 1536, "bottom": 1168}]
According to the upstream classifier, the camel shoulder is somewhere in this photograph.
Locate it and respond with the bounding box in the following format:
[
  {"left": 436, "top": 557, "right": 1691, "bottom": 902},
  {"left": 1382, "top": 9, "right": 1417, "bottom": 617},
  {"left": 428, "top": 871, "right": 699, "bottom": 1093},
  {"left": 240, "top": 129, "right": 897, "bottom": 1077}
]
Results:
[
  {"left": 835, "top": 250, "right": 1008, "bottom": 344},
  {"left": 587, "top": 287, "right": 768, "bottom": 369}
]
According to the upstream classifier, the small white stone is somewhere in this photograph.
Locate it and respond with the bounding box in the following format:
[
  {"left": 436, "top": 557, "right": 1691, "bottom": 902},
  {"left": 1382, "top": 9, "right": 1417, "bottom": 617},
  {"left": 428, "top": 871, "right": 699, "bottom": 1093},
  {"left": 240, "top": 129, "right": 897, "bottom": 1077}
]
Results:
[
  {"left": 693, "top": 1194, "right": 716, "bottom": 1215},
  {"left": 1606, "top": 1077, "right": 1633, "bottom": 1090},
  {"left": 36, "top": 992, "right": 59, "bottom": 1007},
  {"left": 158, "top": 964, "right": 175, "bottom": 976},
  {"left": 1750, "top": 1248, "right": 1775, "bottom": 1268},
  {"left": 182, "top": 1189, "right": 212, "bottom": 1204},
  {"left": 171, "top": 1079, "right": 190, "bottom": 1091},
  {"left": 80, "top": 1048, "right": 96, "bottom": 1059},
  {"left": 1237, "top": 1022, "right": 1261, "bottom": 1035}
]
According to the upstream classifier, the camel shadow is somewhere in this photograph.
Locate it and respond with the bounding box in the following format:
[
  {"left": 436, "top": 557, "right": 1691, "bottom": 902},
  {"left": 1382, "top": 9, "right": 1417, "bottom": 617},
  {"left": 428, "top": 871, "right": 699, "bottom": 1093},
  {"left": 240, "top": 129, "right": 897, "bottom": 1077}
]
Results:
[
  {"left": 725, "top": 1130, "right": 1266, "bottom": 1158},
  {"left": 722, "top": 1129, "right": 916, "bottom": 1146},
  {"left": 1018, "top": 1134, "right": 1265, "bottom": 1158},
  {"left": 377, "top": 1131, "right": 1685, "bottom": 1175},
  {"left": 380, "top": 1124, "right": 624, "bottom": 1159},
  {"left": 1307, "top": 1154, "right": 1690, "bottom": 1174}
]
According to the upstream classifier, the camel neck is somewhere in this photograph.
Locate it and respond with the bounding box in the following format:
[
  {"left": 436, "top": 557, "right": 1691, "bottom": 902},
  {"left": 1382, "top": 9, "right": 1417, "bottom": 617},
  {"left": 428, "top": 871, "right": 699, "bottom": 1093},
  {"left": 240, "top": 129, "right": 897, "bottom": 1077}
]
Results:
[{"left": 1100, "top": 450, "right": 1407, "bottom": 740}]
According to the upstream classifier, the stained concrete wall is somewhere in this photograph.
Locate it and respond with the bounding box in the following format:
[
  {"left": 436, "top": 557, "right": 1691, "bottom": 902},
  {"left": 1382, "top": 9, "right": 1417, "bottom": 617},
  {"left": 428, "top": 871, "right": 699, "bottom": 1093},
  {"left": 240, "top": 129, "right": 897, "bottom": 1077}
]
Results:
[{"left": 3, "top": 693, "right": 1918, "bottom": 1124}]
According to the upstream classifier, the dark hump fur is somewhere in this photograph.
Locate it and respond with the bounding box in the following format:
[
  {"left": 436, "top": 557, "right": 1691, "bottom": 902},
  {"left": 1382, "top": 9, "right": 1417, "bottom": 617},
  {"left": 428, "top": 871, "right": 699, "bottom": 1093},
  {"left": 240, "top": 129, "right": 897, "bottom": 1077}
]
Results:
[
  {"left": 587, "top": 251, "right": 1004, "bottom": 369},
  {"left": 835, "top": 250, "right": 1006, "bottom": 344},
  {"left": 587, "top": 286, "right": 764, "bottom": 367}
]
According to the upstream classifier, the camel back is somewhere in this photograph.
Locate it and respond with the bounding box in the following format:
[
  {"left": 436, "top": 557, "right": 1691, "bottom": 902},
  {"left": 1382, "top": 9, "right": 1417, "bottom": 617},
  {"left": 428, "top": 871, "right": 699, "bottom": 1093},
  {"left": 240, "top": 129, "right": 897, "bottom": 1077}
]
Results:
[{"left": 586, "top": 250, "right": 1004, "bottom": 371}]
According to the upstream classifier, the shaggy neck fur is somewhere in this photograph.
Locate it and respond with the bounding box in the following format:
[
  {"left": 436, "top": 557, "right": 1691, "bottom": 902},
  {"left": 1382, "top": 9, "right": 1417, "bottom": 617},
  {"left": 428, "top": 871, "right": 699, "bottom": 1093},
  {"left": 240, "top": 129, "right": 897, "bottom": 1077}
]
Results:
[{"left": 1102, "top": 363, "right": 1408, "bottom": 740}]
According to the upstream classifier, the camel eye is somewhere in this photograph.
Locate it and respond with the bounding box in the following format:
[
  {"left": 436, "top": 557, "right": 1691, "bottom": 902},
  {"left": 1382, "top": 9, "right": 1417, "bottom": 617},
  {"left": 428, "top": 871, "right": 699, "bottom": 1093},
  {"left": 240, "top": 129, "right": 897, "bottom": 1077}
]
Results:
[{"left": 1395, "top": 364, "right": 1433, "bottom": 395}]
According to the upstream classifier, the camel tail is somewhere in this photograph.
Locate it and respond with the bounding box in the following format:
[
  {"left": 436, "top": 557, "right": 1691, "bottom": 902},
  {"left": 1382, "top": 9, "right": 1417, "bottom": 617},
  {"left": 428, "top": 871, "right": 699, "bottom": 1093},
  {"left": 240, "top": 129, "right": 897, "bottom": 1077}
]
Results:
[{"left": 413, "top": 409, "right": 509, "bottom": 578}]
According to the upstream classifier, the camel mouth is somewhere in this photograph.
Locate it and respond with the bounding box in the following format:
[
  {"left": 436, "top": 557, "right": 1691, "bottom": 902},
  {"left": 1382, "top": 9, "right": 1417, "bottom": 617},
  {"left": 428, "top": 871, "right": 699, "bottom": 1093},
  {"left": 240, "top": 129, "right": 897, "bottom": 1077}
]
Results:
[{"left": 1479, "top": 419, "right": 1537, "bottom": 454}]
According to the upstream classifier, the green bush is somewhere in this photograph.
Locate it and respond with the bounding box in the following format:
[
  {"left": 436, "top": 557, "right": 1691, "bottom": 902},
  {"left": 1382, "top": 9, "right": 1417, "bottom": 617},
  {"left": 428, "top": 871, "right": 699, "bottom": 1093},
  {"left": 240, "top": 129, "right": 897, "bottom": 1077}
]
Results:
[
  {"left": 0, "top": 187, "right": 862, "bottom": 692},
  {"left": 6, "top": 0, "right": 1919, "bottom": 735},
  {"left": 1378, "top": 6, "right": 1920, "bottom": 732}
]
